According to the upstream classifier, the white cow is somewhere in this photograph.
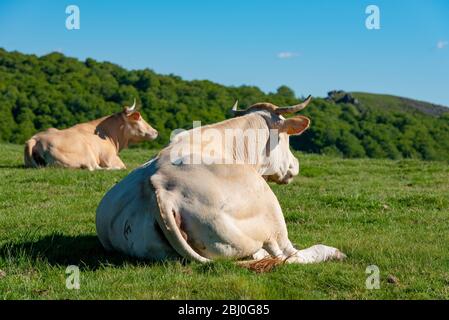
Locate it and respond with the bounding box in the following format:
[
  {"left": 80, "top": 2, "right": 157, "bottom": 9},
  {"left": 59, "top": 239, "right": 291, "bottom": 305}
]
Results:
[{"left": 96, "top": 96, "right": 346, "bottom": 267}]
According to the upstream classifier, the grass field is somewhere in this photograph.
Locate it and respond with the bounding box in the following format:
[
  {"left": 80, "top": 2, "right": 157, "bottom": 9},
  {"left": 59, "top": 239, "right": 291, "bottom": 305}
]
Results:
[{"left": 0, "top": 143, "right": 448, "bottom": 299}]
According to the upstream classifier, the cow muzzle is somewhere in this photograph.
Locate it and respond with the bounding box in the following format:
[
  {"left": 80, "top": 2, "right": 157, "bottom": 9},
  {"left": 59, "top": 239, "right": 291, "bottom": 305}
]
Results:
[
  {"left": 266, "top": 170, "right": 295, "bottom": 185},
  {"left": 145, "top": 130, "right": 158, "bottom": 141}
]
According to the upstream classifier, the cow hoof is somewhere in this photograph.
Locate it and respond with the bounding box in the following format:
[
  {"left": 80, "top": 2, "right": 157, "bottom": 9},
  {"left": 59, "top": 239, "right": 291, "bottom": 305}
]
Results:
[{"left": 333, "top": 249, "right": 347, "bottom": 261}]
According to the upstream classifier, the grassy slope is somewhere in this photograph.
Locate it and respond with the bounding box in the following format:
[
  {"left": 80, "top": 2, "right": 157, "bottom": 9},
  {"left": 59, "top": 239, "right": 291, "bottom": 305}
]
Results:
[
  {"left": 352, "top": 92, "right": 449, "bottom": 116},
  {"left": 0, "top": 144, "right": 448, "bottom": 299}
]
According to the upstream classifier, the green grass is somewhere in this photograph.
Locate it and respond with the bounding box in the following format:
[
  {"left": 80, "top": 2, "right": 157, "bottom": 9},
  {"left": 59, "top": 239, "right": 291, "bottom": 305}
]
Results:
[{"left": 1, "top": 143, "right": 448, "bottom": 299}]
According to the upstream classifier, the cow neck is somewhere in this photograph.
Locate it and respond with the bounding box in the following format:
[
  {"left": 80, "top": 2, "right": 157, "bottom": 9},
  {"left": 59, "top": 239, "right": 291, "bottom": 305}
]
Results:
[
  {"left": 217, "top": 113, "right": 271, "bottom": 170},
  {"left": 161, "top": 113, "right": 271, "bottom": 172},
  {"left": 94, "top": 113, "right": 129, "bottom": 154}
]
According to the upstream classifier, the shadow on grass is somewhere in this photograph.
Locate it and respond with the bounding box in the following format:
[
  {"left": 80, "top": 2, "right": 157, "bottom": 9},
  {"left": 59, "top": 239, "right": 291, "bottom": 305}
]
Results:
[
  {"left": 0, "top": 164, "right": 26, "bottom": 169},
  {"left": 0, "top": 233, "right": 163, "bottom": 270}
]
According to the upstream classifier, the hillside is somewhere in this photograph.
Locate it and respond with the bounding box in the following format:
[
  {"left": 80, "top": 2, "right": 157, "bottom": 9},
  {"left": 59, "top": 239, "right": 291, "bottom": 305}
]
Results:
[
  {"left": 1, "top": 48, "right": 448, "bottom": 160},
  {"left": 327, "top": 90, "right": 449, "bottom": 117},
  {"left": 352, "top": 92, "right": 449, "bottom": 117}
]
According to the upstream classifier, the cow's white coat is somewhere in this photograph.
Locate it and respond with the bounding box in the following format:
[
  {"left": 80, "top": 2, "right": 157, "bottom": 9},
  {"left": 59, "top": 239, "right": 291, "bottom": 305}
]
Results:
[{"left": 96, "top": 100, "right": 346, "bottom": 264}]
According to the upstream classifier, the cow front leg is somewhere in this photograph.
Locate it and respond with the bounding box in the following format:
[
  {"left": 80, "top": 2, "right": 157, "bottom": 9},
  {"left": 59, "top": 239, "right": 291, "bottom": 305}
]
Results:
[
  {"left": 263, "top": 205, "right": 346, "bottom": 264},
  {"left": 285, "top": 244, "right": 346, "bottom": 264},
  {"left": 101, "top": 155, "right": 127, "bottom": 170},
  {"left": 260, "top": 222, "right": 345, "bottom": 263},
  {"left": 252, "top": 248, "right": 270, "bottom": 260}
]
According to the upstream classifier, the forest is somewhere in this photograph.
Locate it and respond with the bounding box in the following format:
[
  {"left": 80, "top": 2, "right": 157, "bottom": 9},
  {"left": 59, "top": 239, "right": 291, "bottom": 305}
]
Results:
[{"left": 1, "top": 48, "right": 448, "bottom": 160}]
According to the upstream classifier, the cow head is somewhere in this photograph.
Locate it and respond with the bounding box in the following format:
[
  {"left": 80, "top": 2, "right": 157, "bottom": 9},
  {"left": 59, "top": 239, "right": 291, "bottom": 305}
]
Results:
[
  {"left": 123, "top": 99, "right": 158, "bottom": 143},
  {"left": 231, "top": 96, "right": 312, "bottom": 184}
]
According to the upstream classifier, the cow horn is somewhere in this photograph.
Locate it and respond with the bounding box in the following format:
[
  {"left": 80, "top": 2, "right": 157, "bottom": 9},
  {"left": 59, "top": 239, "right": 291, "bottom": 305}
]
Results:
[
  {"left": 275, "top": 95, "right": 312, "bottom": 114},
  {"left": 230, "top": 100, "right": 246, "bottom": 117},
  {"left": 129, "top": 98, "right": 137, "bottom": 111},
  {"left": 232, "top": 100, "right": 239, "bottom": 112},
  {"left": 125, "top": 98, "right": 137, "bottom": 113}
]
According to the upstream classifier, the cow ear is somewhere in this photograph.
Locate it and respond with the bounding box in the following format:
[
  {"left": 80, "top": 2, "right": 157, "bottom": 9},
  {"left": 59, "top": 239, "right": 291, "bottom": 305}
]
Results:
[
  {"left": 127, "top": 111, "right": 141, "bottom": 121},
  {"left": 279, "top": 116, "right": 310, "bottom": 136}
]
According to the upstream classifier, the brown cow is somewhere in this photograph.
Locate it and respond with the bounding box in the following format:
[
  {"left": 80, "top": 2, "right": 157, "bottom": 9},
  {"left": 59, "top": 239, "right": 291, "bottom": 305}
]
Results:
[{"left": 24, "top": 100, "right": 158, "bottom": 170}]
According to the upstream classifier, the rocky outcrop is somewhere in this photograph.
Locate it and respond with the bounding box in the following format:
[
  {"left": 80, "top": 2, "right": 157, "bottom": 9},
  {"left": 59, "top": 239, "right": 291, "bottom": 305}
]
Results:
[{"left": 327, "top": 90, "right": 359, "bottom": 105}]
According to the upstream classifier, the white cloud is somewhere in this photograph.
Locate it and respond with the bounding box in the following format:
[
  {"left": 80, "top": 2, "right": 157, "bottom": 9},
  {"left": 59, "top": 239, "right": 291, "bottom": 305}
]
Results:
[
  {"left": 277, "top": 51, "right": 299, "bottom": 59},
  {"left": 437, "top": 40, "right": 448, "bottom": 49}
]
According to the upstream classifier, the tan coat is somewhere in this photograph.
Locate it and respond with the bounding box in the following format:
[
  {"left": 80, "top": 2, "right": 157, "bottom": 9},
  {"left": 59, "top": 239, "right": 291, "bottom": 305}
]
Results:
[{"left": 24, "top": 105, "right": 157, "bottom": 170}]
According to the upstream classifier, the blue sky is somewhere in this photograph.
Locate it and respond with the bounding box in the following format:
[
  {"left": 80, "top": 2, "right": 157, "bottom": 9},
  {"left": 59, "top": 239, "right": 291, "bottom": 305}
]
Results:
[{"left": 1, "top": 0, "right": 448, "bottom": 105}]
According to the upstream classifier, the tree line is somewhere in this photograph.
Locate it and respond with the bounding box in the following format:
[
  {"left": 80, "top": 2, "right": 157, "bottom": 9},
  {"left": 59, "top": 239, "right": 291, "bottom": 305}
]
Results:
[{"left": 1, "top": 48, "right": 448, "bottom": 160}]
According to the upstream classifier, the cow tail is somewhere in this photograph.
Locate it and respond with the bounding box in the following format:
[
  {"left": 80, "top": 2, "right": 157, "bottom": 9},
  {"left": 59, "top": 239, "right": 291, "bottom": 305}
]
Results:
[
  {"left": 24, "top": 138, "right": 38, "bottom": 168},
  {"left": 150, "top": 171, "right": 283, "bottom": 272},
  {"left": 152, "top": 186, "right": 211, "bottom": 264}
]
